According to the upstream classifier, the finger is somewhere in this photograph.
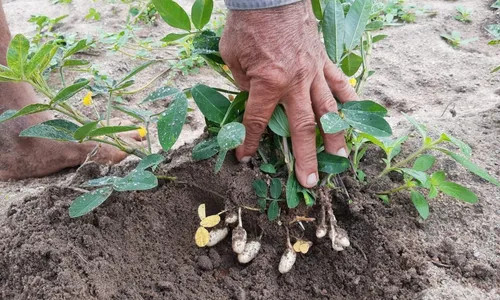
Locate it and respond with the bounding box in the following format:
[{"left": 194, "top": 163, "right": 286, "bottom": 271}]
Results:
[
  {"left": 283, "top": 89, "right": 319, "bottom": 188},
  {"left": 236, "top": 82, "right": 280, "bottom": 162},
  {"left": 310, "top": 75, "right": 348, "bottom": 157},
  {"left": 324, "top": 59, "right": 359, "bottom": 103}
]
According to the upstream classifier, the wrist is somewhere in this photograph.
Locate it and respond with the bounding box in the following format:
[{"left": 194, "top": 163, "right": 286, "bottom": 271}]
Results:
[{"left": 225, "top": 0, "right": 303, "bottom": 10}]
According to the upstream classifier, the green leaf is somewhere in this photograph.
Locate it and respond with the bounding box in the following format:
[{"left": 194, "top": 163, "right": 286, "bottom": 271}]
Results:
[
  {"left": 69, "top": 187, "right": 113, "bottom": 218},
  {"left": 260, "top": 164, "right": 276, "bottom": 174},
  {"left": 192, "top": 84, "right": 231, "bottom": 124},
  {"left": 268, "top": 105, "right": 290, "bottom": 137},
  {"left": 118, "top": 61, "right": 154, "bottom": 85},
  {"left": 317, "top": 152, "right": 350, "bottom": 174},
  {"left": 0, "top": 65, "right": 19, "bottom": 81},
  {"left": 6, "top": 34, "right": 30, "bottom": 77},
  {"left": 191, "top": 0, "right": 213, "bottom": 30},
  {"left": 402, "top": 113, "right": 427, "bottom": 138},
  {"left": 141, "top": 86, "right": 183, "bottom": 104},
  {"left": 113, "top": 105, "right": 153, "bottom": 122},
  {"left": 340, "top": 53, "right": 363, "bottom": 77},
  {"left": 492, "top": 65, "right": 500, "bottom": 73},
  {"left": 372, "top": 34, "right": 388, "bottom": 43},
  {"left": 439, "top": 150, "right": 500, "bottom": 186},
  {"left": 378, "top": 194, "right": 390, "bottom": 204},
  {"left": 410, "top": 190, "right": 429, "bottom": 220},
  {"left": 217, "top": 122, "right": 245, "bottom": 150},
  {"left": 270, "top": 178, "right": 282, "bottom": 199},
  {"left": 311, "top": 0, "right": 323, "bottom": 20},
  {"left": 25, "top": 43, "right": 58, "bottom": 77},
  {"left": 157, "top": 93, "right": 188, "bottom": 151},
  {"left": 253, "top": 179, "right": 268, "bottom": 198},
  {"left": 341, "top": 100, "right": 388, "bottom": 117},
  {"left": 322, "top": 0, "right": 345, "bottom": 63},
  {"left": 136, "top": 154, "right": 165, "bottom": 171},
  {"left": 62, "top": 59, "right": 90, "bottom": 67},
  {"left": 401, "top": 168, "right": 429, "bottom": 186},
  {"left": 301, "top": 190, "right": 315, "bottom": 207},
  {"left": 431, "top": 171, "right": 446, "bottom": 186},
  {"left": 88, "top": 125, "right": 138, "bottom": 137},
  {"left": 428, "top": 185, "right": 438, "bottom": 199},
  {"left": 320, "top": 112, "right": 350, "bottom": 134},
  {"left": 161, "top": 33, "right": 190, "bottom": 43},
  {"left": 286, "top": 172, "right": 300, "bottom": 208},
  {"left": 441, "top": 133, "right": 472, "bottom": 158},
  {"left": 50, "top": 79, "right": 90, "bottom": 105},
  {"left": 412, "top": 154, "right": 436, "bottom": 172},
  {"left": 19, "top": 119, "right": 80, "bottom": 141},
  {"left": 221, "top": 91, "right": 248, "bottom": 125},
  {"left": 64, "top": 39, "right": 93, "bottom": 58},
  {"left": 365, "top": 20, "right": 384, "bottom": 31},
  {"left": 344, "top": 0, "right": 373, "bottom": 51},
  {"left": 438, "top": 181, "right": 478, "bottom": 203},
  {"left": 267, "top": 200, "right": 279, "bottom": 221},
  {"left": 214, "top": 150, "right": 227, "bottom": 173},
  {"left": 0, "top": 104, "right": 50, "bottom": 123},
  {"left": 343, "top": 110, "right": 392, "bottom": 137},
  {"left": 152, "top": 0, "right": 191, "bottom": 31},
  {"left": 82, "top": 176, "right": 120, "bottom": 187},
  {"left": 113, "top": 170, "right": 158, "bottom": 191},
  {"left": 73, "top": 121, "right": 99, "bottom": 140},
  {"left": 257, "top": 198, "right": 267, "bottom": 212},
  {"left": 192, "top": 137, "right": 220, "bottom": 161}
]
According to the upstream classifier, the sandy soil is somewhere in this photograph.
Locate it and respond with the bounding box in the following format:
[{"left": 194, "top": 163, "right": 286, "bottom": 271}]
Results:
[{"left": 1, "top": 0, "right": 499, "bottom": 299}]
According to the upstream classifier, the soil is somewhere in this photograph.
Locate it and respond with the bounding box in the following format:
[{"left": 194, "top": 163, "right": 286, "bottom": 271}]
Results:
[{"left": 1, "top": 0, "right": 499, "bottom": 299}]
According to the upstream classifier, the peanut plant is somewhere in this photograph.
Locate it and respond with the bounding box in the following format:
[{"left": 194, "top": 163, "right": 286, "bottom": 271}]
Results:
[
  {"left": 151, "top": 0, "right": 499, "bottom": 273},
  {"left": 0, "top": 0, "right": 498, "bottom": 275}
]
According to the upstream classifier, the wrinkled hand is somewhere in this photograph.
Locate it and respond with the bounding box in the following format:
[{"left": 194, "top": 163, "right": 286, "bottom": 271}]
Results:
[{"left": 220, "top": 1, "right": 358, "bottom": 188}]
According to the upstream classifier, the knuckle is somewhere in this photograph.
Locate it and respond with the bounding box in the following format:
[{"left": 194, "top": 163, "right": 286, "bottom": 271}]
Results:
[
  {"left": 295, "top": 151, "right": 317, "bottom": 171},
  {"left": 244, "top": 115, "right": 269, "bottom": 135},
  {"left": 291, "top": 114, "right": 316, "bottom": 136},
  {"left": 254, "top": 64, "right": 289, "bottom": 91},
  {"left": 315, "top": 90, "right": 336, "bottom": 111}
]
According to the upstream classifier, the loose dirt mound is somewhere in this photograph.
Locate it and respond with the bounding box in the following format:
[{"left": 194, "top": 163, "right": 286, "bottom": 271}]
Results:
[{"left": 1, "top": 144, "right": 497, "bottom": 300}]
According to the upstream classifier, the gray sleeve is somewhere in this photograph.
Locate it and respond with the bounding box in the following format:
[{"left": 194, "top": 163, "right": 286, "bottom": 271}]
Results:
[{"left": 225, "top": 0, "right": 302, "bottom": 10}]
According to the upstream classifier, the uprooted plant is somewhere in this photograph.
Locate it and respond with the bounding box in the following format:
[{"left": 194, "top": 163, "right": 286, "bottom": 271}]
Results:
[
  {"left": 151, "top": 0, "right": 500, "bottom": 273},
  {"left": 1, "top": 0, "right": 498, "bottom": 275}
]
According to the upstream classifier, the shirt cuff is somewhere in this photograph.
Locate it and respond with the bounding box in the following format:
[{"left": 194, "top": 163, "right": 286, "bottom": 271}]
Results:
[{"left": 225, "top": 0, "right": 302, "bottom": 10}]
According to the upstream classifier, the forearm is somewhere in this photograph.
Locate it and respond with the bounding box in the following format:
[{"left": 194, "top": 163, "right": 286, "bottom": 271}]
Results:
[{"left": 225, "top": 0, "right": 302, "bottom": 10}]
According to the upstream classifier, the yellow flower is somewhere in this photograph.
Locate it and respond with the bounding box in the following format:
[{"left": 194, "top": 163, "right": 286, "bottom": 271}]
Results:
[
  {"left": 137, "top": 126, "right": 147, "bottom": 138},
  {"left": 82, "top": 91, "right": 93, "bottom": 106},
  {"left": 349, "top": 78, "right": 357, "bottom": 87},
  {"left": 222, "top": 65, "right": 229, "bottom": 72}
]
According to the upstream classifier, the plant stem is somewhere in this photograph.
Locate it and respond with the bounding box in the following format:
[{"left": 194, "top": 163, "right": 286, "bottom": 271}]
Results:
[
  {"left": 212, "top": 87, "right": 239, "bottom": 95},
  {"left": 118, "top": 68, "right": 171, "bottom": 95},
  {"left": 376, "top": 183, "right": 412, "bottom": 195},
  {"left": 106, "top": 91, "right": 113, "bottom": 126},
  {"left": 257, "top": 147, "right": 268, "bottom": 164},
  {"left": 59, "top": 67, "right": 66, "bottom": 87},
  {"left": 146, "top": 121, "right": 152, "bottom": 153},
  {"left": 377, "top": 146, "right": 426, "bottom": 178},
  {"left": 156, "top": 175, "right": 177, "bottom": 181}
]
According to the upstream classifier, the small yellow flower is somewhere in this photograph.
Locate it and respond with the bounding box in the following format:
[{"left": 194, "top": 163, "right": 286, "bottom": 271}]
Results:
[
  {"left": 137, "top": 126, "right": 147, "bottom": 138},
  {"left": 82, "top": 91, "right": 93, "bottom": 106},
  {"left": 349, "top": 78, "right": 357, "bottom": 87},
  {"left": 222, "top": 65, "right": 229, "bottom": 72}
]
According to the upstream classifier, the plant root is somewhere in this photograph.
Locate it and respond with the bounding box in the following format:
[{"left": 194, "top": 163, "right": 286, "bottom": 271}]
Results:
[{"left": 318, "top": 187, "right": 350, "bottom": 252}]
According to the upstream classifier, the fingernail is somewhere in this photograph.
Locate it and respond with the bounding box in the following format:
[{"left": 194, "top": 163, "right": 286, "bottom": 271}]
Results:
[
  {"left": 307, "top": 173, "right": 318, "bottom": 187},
  {"left": 336, "top": 148, "right": 348, "bottom": 158},
  {"left": 240, "top": 156, "right": 251, "bottom": 163}
]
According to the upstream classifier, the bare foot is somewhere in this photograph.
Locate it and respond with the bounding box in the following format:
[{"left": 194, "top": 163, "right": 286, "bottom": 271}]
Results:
[{"left": 0, "top": 81, "right": 142, "bottom": 181}]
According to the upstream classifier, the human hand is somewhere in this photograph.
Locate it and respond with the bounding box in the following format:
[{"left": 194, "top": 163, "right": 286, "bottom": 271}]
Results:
[{"left": 219, "top": 1, "right": 358, "bottom": 188}]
